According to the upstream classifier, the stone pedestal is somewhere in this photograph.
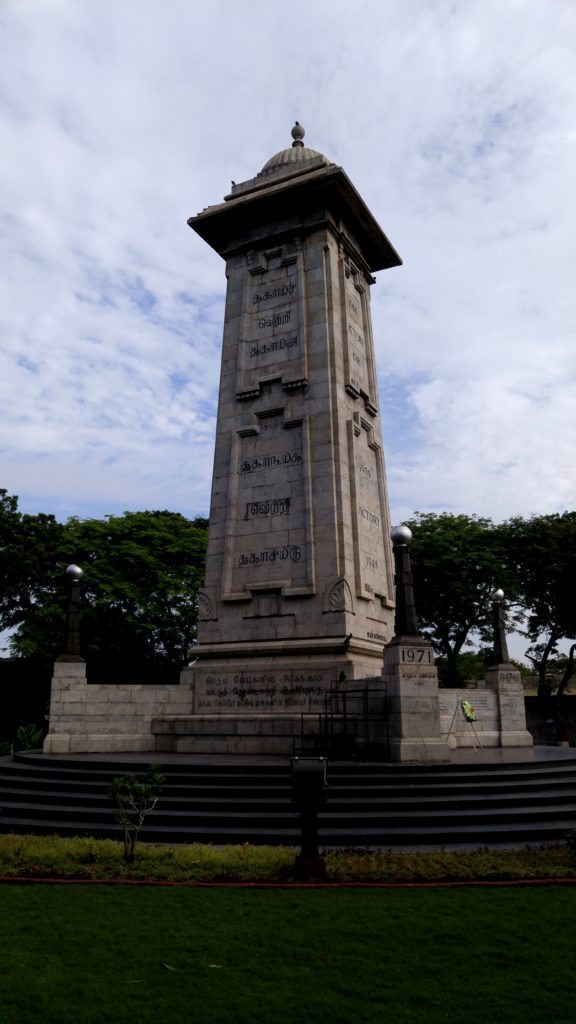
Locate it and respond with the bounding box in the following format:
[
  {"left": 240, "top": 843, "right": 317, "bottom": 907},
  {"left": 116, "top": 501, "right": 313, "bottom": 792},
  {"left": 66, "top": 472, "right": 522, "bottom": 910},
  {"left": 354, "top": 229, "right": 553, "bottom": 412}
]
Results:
[
  {"left": 384, "top": 638, "right": 450, "bottom": 762},
  {"left": 484, "top": 664, "right": 533, "bottom": 747},
  {"left": 44, "top": 661, "right": 87, "bottom": 754},
  {"left": 186, "top": 638, "right": 390, "bottom": 715}
]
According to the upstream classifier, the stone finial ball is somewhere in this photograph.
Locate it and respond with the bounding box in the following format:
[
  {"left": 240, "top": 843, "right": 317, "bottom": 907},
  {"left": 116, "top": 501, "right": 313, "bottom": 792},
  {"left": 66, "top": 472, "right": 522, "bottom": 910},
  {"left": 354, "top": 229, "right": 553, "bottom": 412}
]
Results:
[
  {"left": 291, "top": 121, "right": 305, "bottom": 142},
  {"left": 391, "top": 524, "right": 413, "bottom": 546},
  {"left": 490, "top": 587, "right": 505, "bottom": 602},
  {"left": 65, "top": 563, "right": 84, "bottom": 580}
]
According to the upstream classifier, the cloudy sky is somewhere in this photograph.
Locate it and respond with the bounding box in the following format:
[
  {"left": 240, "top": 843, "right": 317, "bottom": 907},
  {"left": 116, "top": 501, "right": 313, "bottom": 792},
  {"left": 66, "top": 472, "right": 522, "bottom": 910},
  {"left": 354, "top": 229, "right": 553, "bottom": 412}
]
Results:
[{"left": 1, "top": 0, "right": 574, "bottom": 528}]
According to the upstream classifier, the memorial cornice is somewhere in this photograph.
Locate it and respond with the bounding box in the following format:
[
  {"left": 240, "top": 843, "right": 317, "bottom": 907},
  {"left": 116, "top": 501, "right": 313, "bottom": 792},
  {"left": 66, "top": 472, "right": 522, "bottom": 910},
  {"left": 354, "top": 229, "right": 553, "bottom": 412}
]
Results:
[
  {"left": 194, "top": 635, "right": 364, "bottom": 659},
  {"left": 193, "top": 635, "right": 390, "bottom": 661},
  {"left": 188, "top": 164, "right": 402, "bottom": 273}
]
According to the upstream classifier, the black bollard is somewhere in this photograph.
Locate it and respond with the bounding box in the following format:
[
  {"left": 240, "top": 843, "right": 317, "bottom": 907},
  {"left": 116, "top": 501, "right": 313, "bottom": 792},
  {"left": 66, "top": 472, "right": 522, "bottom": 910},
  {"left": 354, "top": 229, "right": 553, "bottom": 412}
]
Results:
[{"left": 291, "top": 757, "right": 327, "bottom": 881}]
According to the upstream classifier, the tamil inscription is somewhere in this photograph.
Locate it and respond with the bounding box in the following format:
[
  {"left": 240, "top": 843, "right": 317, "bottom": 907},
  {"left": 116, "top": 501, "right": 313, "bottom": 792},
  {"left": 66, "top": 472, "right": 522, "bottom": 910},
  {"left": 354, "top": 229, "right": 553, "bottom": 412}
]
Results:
[
  {"left": 244, "top": 498, "right": 291, "bottom": 520},
  {"left": 223, "top": 413, "right": 313, "bottom": 597},
  {"left": 237, "top": 260, "right": 306, "bottom": 394},
  {"left": 196, "top": 668, "right": 328, "bottom": 712}
]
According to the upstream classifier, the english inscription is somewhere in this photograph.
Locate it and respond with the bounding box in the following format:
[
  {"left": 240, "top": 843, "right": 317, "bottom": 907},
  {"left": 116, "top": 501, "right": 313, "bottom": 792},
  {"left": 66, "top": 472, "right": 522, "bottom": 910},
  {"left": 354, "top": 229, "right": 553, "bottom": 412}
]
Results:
[
  {"left": 359, "top": 505, "right": 380, "bottom": 526},
  {"left": 348, "top": 322, "right": 365, "bottom": 346}
]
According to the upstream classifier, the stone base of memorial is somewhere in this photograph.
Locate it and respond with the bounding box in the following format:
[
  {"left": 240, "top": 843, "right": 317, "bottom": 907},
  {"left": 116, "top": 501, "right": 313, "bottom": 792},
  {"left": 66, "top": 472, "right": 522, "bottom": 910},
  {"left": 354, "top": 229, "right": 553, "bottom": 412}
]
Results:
[
  {"left": 485, "top": 664, "right": 533, "bottom": 747},
  {"left": 152, "top": 713, "right": 314, "bottom": 756},
  {"left": 150, "top": 646, "right": 386, "bottom": 755},
  {"left": 384, "top": 638, "right": 451, "bottom": 763}
]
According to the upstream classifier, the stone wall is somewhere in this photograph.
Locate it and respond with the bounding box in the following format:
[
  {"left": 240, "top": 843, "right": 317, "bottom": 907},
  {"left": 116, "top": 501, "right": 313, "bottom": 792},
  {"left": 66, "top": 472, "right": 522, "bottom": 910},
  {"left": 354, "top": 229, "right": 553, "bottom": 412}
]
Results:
[
  {"left": 439, "top": 688, "right": 500, "bottom": 748},
  {"left": 44, "top": 665, "right": 534, "bottom": 756},
  {"left": 43, "top": 662, "right": 193, "bottom": 754}
]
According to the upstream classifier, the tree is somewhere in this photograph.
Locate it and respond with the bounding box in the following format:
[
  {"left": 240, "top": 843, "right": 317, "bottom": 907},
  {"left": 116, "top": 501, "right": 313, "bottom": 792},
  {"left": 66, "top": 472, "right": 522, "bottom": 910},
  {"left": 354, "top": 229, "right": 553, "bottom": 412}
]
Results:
[
  {"left": 2, "top": 495, "right": 208, "bottom": 683},
  {"left": 557, "top": 645, "right": 576, "bottom": 700},
  {"left": 405, "top": 513, "right": 516, "bottom": 686},
  {"left": 0, "top": 488, "right": 63, "bottom": 638},
  {"left": 434, "top": 649, "right": 491, "bottom": 688},
  {"left": 504, "top": 513, "right": 576, "bottom": 697},
  {"left": 108, "top": 764, "right": 165, "bottom": 862},
  {"left": 62, "top": 510, "right": 208, "bottom": 680}
]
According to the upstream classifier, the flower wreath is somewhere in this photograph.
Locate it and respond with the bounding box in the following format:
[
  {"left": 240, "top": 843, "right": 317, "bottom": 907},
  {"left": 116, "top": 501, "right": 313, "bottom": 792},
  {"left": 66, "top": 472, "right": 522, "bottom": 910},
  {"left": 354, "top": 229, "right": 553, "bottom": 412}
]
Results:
[{"left": 461, "top": 699, "right": 476, "bottom": 722}]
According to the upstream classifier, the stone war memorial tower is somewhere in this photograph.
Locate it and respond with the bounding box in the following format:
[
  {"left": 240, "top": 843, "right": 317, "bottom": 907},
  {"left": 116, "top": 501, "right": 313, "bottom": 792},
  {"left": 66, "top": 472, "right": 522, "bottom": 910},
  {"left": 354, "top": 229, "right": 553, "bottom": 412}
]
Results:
[
  {"left": 43, "top": 124, "right": 532, "bottom": 758},
  {"left": 163, "top": 123, "right": 402, "bottom": 754}
]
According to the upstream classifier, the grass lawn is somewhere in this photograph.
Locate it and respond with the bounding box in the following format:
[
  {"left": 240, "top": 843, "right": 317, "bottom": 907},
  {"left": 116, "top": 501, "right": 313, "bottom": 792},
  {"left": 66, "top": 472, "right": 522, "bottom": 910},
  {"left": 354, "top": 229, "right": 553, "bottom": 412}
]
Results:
[{"left": 1, "top": 885, "right": 575, "bottom": 1024}]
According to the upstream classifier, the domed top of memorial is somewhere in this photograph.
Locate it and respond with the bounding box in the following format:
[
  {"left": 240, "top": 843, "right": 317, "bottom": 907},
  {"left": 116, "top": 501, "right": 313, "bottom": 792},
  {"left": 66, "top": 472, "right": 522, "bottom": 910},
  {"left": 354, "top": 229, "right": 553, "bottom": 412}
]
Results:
[{"left": 257, "top": 123, "right": 331, "bottom": 179}]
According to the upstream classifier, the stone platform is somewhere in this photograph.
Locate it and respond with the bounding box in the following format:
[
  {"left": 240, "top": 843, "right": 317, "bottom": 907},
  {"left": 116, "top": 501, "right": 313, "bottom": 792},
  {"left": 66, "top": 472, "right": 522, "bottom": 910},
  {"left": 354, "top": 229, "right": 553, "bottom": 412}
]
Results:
[
  {"left": 44, "top": 661, "right": 533, "bottom": 759},
  {"left": 152, "top": 713, "right": 322, "bottom": 756}
]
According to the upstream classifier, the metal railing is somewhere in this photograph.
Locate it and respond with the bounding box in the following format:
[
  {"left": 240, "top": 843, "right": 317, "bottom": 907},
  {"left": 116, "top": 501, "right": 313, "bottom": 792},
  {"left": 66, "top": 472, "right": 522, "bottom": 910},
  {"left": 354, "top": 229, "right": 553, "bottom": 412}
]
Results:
[{"left": 296, "top": 685, "right": 389, "bottom": 760}]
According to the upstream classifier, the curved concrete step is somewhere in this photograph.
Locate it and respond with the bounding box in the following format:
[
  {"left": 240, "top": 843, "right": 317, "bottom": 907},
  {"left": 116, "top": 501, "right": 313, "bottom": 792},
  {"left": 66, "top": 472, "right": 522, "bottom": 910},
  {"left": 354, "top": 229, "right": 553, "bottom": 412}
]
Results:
[{"left": 1, "top": 750, "right": 576, "bottom": 848}]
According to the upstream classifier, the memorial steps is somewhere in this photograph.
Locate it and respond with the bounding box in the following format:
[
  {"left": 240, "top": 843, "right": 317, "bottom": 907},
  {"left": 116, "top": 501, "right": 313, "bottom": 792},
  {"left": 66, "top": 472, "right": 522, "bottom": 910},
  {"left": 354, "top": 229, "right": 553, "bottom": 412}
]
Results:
[{"left": 1, "top": 751, "right": 576, "bottom": 849}]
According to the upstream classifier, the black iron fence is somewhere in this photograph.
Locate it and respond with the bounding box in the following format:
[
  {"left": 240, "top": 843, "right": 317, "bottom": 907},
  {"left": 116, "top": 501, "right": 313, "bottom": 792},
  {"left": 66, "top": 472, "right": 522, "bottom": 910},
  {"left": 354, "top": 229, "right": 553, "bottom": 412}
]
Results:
[{"left": 296, "top": 685, "right": 389, "bottom": 759}]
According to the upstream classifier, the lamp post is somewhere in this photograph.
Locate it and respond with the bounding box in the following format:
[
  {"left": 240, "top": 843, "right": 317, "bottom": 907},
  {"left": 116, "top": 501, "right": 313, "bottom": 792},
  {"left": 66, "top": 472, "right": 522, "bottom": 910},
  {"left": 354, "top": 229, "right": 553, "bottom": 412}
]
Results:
[
  {"left": 57, "top": 564, "right": 85, "bottom": 663},
  {"left": 489, "top": 587, "right": 510, "bottom": 665},
  {"left": 390, "top": 525, "right": 419, "bottom": 639}
]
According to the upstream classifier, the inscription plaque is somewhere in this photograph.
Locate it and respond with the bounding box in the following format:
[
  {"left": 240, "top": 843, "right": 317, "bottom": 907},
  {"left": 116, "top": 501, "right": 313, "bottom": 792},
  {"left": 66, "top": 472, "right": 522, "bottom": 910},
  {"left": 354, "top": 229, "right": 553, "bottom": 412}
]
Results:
[
  {"left": 196, "top": 668, "right": 329, "bottom": 712},
  {"left": 348, "top": 417, "right": 392, "bottom": 600},
  {"left": 223, "top": 413, "right": 314, "bottom": 597},
  {"left": 341, "top": 276, "right": 377, "bottom": 408},
  {"left": 237, "top": 260, "right": 307, "bottom": 394}
]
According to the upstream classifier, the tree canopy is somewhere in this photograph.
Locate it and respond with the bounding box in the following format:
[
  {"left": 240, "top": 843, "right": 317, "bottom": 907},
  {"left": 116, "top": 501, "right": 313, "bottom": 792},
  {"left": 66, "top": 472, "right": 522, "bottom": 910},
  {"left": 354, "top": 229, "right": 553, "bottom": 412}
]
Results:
[
  {"left": 404, "top": 512, "right": 515, "bottom": 686},
  {"left": 3, "top": 489, "right": 576, "bottom": 699},
  {"left": 0, "top": 488, "right": 63, "bottom": 637},
  {"left": 1, "top": 493, "right": 208, "bottom": 683},
  {"left": 503, "top": 512, "right": 576, "bottom": 695},
  {"left": 404, "top": 510, "right": 576, "bottom": 694}
]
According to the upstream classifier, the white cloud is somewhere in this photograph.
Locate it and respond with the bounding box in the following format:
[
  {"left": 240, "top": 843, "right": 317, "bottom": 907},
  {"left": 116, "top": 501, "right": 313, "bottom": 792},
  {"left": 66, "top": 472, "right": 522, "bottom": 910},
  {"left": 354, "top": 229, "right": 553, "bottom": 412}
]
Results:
[{"left": 0, "top": 0, "right": 574, "bottom": 526}]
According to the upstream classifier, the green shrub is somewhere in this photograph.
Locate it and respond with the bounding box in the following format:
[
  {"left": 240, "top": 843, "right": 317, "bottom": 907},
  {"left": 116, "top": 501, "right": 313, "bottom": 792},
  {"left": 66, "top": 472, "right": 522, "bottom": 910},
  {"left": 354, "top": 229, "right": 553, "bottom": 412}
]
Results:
[
  {"left": 108, "top": 764, "right": 165, "bottom": 863},
  {"left": 324, "top": 844, "right": 576, "bottom": 883},
  {"left": 0, "top": 835, "right": 574, "bottom": 884},
  {"left": 15, "top": 724, "right": 43, "bottom": 750}
]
